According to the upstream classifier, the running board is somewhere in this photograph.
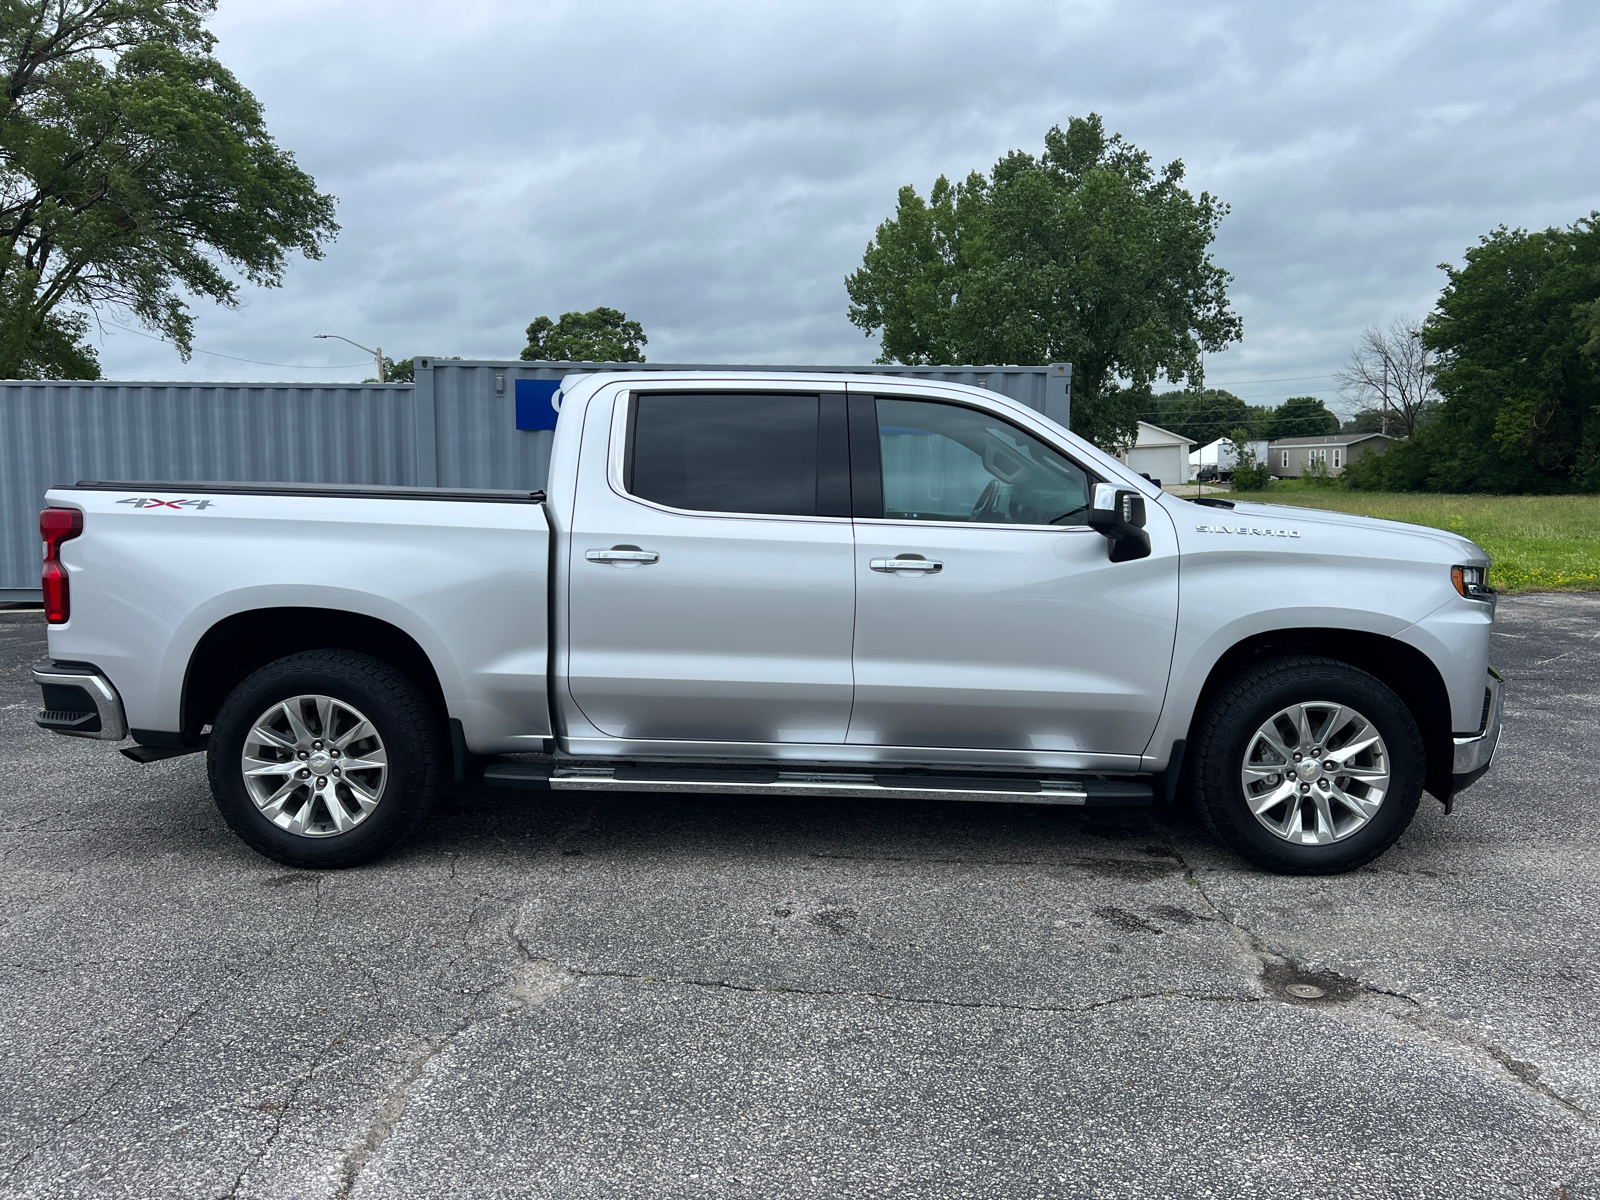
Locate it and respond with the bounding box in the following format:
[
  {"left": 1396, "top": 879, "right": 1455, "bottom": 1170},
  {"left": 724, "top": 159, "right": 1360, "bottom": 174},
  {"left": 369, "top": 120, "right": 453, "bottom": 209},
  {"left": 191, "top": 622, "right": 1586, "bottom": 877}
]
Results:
[{"left": 481, "top": 762, "right": 1152, "bottom": 807}]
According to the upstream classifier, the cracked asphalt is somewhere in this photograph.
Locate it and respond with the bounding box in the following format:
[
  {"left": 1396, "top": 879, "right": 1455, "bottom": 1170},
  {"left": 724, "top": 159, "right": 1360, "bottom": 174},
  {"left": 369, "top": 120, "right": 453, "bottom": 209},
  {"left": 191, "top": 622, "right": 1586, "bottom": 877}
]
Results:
[{"left": 1, "top": 594, "right": 1597, "bottom": 1199}]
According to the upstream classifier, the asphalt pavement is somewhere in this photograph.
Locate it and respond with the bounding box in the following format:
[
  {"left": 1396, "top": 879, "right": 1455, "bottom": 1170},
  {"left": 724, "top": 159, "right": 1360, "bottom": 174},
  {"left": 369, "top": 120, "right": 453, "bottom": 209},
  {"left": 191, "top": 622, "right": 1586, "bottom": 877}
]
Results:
[{"left": 1, "top": 595, "right": 1597, "bottom": 1199}]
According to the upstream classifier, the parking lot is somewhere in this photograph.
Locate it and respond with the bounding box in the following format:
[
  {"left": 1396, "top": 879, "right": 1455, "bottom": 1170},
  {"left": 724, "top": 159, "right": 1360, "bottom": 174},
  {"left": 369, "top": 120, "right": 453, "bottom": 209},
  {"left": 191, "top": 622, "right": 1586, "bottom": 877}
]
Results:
[{"left": 1, "top": 594, "right": 1597, "bottom": 1199}]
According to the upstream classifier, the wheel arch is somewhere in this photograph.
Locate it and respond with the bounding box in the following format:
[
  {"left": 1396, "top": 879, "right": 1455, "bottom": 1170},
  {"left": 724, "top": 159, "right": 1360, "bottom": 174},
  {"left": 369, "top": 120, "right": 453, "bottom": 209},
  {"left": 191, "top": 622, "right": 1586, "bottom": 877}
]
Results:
[
  {"left": 182, "top": 608, "right": 449, "bottom": 742},
  {"left": 1186, "top": 628, "right": 1455, "bottom": 803}
]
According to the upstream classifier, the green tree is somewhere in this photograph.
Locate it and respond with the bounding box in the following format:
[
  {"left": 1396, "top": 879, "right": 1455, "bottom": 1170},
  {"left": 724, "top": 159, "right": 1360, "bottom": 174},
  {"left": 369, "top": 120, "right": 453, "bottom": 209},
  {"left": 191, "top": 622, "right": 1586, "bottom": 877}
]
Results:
[
  {"left": 1423, "top": 218, "right": 1599, "bottom": 491},
  {"left": 1262, "top": 395, "right": 1339, "bottom": 440},
  {"left": 1348, "top": 218, "right": 1600, "bottom": 493},
  {"left": 363, "top": 355, "right": 459, "bottom": 384},
  {"left": 0, "top": 0, "right": 338, "bottom": 378},
  {"left": 1341, "top": 409, "right": 1388, "bottom": 434},
  {"left": 520, "top": 307, "right": 646, "bottom": 362},
  {"left": 845, "top": 114, "right": 1241, "bottom": 451},
  {"left": 1149, "top": 388, "right": 1255, "bottom": 446}
]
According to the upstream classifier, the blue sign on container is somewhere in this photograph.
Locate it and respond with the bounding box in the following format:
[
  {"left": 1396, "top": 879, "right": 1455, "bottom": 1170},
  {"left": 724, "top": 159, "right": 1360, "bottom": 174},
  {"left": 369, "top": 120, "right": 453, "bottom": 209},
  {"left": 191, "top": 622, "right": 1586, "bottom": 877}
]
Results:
[{"left": 514, "top": 379, "right": 562, "bottom": 430}]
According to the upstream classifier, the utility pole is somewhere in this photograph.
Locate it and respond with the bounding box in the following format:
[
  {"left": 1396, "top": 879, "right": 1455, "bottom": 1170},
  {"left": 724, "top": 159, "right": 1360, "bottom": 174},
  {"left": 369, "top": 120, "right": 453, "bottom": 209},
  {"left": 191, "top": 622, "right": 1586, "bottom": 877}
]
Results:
[
  {"left": 1380, "top": 355, "right": 1389, "bottom": 437},
  {"left": 314, "top": 333, "right": 385, "bottom": 382}
]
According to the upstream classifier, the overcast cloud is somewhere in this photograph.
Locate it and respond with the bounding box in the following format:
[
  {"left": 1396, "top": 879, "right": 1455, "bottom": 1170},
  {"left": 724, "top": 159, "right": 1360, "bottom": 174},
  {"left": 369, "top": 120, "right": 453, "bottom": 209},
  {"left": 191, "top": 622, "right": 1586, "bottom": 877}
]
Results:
[{"left": 91, "top": 0, "right": 1600, "bottom": 415}]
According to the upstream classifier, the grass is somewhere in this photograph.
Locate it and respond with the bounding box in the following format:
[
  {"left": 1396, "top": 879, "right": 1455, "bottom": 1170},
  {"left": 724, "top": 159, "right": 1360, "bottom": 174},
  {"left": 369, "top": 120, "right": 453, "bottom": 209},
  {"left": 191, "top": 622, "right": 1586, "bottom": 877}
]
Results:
[{"left": 1235, "top": 485, "right": 1600, "bottom": 593}]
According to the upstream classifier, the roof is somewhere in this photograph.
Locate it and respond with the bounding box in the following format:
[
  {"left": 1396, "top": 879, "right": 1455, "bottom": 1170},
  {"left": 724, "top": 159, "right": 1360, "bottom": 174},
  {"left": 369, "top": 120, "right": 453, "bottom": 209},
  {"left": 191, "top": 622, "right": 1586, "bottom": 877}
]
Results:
[
  {"left": 1131, "top": 421, "right": 1191, "bottom": 448},
  {"left": 1270, "top": 432, "right": 1394, "bottom": 447}
]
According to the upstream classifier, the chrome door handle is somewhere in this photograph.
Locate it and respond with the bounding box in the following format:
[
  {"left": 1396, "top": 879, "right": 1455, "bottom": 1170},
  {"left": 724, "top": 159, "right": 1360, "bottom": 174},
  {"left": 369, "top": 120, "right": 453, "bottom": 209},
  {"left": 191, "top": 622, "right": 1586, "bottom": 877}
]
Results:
[
  {"left": 871, "top": 557, "right": 942, "bottom": 573},
  {"left": 586, "top": 547, "right": 659, "bottom": 564}
]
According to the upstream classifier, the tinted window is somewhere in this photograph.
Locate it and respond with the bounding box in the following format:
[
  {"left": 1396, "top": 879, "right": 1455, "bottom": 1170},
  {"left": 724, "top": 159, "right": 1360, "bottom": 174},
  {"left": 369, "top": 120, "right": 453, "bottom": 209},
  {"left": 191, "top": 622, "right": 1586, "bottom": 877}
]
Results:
[
  {"left": 629, "top": 393, "right": 819, "bottom": 516},
  {"left": 876, "top": 398, "right": 1091, "bottom": 525}
]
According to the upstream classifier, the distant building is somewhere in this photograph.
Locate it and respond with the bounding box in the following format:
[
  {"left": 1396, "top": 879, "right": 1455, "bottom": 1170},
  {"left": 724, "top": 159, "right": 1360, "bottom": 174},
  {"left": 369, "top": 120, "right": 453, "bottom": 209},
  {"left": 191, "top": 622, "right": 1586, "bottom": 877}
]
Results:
[
  {"left": 1190, "top": 436, "right": 1270, "bottom": 477},
  {"left": 1118, "top": 421, "right": 1192, "bottom": 486},
  {"left": 1269, "top": 432, "right": 1392, "bottom": 478}
]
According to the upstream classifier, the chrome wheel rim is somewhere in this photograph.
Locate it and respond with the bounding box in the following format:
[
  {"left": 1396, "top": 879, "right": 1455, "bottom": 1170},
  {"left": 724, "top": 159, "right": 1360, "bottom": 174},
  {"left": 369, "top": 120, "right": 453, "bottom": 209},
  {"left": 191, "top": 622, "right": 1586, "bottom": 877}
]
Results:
[
  {"left": 241, "top": 694, "right": 388, "bottom": 838},
  {"left": 1240, "top": 701, "right": 1389, "bottom": 845}
]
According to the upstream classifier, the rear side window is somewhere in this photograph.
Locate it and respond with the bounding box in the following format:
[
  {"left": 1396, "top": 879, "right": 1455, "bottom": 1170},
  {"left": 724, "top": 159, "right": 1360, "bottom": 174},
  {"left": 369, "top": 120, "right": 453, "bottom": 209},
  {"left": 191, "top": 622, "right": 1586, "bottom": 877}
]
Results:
[{"left": 628, "top": 393, "right": 820, "bottom": 516}]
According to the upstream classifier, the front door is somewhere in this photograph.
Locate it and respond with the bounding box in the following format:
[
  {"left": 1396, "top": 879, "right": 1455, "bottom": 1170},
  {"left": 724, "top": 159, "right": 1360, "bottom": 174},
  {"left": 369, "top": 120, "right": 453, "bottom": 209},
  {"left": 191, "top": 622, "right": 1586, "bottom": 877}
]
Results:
[
  {"left": 565, "top": 388, "right": 857, "bottom": 745},
  {"left": 846, "top": 393, "right": 1179, "bottom": 756}
]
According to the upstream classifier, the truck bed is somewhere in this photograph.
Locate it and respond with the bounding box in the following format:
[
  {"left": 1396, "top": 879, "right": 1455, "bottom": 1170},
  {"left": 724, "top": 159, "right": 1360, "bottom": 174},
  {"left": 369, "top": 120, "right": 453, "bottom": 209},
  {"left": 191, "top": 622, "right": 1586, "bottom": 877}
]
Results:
[{"left": 43, "top": 481, "right": 552, "bottom": 754}]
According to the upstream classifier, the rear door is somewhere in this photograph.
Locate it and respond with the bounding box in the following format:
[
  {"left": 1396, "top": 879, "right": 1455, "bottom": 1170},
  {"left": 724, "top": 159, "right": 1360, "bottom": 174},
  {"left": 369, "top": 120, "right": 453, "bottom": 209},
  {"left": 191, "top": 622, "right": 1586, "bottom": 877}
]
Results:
[
  {"left": 846, "top": 391, "right": 1180, "bottom": 756},
  {"left": 564, "top": 386, "right": 857, "bottom": 745}
]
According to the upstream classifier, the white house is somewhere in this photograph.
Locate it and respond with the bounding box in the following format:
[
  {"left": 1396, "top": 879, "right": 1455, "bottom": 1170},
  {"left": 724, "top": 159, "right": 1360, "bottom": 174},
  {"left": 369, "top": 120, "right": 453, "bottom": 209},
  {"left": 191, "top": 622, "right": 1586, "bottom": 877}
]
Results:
[
  {"left": 1118, "top": 421, "right": 1192, "bottom": 487},
  {"left": 1190, "top": 436, "right": 1270, "bottom": 476}
]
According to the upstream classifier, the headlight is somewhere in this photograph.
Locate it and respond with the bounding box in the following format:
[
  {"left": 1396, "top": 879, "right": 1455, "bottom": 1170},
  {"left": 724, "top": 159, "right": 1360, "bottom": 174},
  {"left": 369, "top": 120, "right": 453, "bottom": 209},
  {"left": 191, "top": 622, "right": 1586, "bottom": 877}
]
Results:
[{"left": 1451, "top": 565, "right": 1494, "bottom": 601}]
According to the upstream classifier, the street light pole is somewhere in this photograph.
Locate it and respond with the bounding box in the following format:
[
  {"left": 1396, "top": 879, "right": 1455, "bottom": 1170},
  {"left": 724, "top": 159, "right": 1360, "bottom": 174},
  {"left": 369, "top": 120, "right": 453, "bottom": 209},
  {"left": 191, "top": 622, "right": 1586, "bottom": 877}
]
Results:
[{"left": 314, "top": 333, "right": 385, "bottom": 383}]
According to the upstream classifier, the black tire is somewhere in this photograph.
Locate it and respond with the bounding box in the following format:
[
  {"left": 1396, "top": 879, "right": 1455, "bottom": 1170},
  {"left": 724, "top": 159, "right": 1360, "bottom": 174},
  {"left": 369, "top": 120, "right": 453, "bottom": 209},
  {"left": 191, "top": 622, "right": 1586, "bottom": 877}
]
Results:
[
  {"left": 207, "top": 651, "right": 444, "bottom": 868},
  {"left": 1191, "top": 655, "right": 1425, "bottom": 875}
]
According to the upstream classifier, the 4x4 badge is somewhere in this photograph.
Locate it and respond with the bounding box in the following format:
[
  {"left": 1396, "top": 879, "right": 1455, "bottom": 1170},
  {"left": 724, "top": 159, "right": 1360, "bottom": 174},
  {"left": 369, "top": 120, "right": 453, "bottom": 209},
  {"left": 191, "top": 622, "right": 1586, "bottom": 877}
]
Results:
[{"left": 117, "top": 497, "right": 215, "bottom": 510}]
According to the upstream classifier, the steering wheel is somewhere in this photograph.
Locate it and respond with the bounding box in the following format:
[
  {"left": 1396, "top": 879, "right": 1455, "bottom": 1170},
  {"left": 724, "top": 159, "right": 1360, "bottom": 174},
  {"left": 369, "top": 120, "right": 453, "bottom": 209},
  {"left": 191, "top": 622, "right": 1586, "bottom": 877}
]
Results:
[{"left": 970, "top": 480, "right": 1008, "bottom": 522}]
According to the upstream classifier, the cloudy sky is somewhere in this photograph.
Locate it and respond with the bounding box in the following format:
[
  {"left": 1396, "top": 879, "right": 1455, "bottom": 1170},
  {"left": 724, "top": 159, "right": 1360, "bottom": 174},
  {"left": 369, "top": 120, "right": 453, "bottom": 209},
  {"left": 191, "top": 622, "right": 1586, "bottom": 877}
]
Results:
[{"left": 94, "top": 0, "right": 1600, "bottom": 416}]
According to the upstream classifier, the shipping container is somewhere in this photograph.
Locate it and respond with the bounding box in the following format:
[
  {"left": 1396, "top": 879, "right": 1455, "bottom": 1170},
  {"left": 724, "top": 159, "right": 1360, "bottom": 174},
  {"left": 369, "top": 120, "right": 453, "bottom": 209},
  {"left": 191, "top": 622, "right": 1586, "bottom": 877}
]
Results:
[{"left": 1, "top": 360, "right": 1069, "bottom": 598}]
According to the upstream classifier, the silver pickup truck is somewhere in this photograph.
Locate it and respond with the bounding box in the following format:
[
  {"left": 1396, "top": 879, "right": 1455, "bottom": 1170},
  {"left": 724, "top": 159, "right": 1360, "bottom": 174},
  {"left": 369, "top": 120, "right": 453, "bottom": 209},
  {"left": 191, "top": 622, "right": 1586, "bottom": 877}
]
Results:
[{"left": 31, "top": 371, "right": 1503, "bottom": 874}]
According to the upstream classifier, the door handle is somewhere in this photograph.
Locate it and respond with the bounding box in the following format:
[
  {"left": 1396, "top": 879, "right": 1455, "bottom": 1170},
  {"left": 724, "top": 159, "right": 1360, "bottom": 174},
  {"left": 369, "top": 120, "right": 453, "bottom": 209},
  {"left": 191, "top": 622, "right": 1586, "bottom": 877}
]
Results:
[
  {"left": 871, "top": 556, "right": 942, "bottom": 574},
  {"left": 586, "top": 547, "right": 659, "bottom": 564}
]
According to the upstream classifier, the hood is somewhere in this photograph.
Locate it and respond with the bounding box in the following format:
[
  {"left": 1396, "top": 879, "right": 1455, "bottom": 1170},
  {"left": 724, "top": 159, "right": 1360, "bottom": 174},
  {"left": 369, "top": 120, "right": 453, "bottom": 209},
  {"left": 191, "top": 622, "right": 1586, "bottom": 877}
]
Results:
[{"left": 1170, "top": 496, "right": 1487, "bottom": 564}]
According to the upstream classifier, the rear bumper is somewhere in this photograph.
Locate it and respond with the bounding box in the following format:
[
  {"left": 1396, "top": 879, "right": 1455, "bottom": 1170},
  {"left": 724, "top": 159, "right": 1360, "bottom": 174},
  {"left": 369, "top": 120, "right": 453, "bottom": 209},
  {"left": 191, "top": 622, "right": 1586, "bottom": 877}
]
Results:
[
  {"left": 32, "top": 659, "right": 128, "bottom": 741},
  {"left": 1450, "top": 667, "right": 1503, "bottom": 793}
]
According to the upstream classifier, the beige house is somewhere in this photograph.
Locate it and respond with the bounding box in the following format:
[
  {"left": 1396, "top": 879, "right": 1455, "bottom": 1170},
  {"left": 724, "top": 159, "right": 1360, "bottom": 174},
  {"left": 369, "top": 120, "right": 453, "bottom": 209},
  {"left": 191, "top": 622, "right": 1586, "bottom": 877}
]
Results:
[
  {"left": 1270, "top": 432, "right": 1392, "bottom": 478},
  {"left": 1118, "top": 421, "right": 1192, "bottom": 487}
]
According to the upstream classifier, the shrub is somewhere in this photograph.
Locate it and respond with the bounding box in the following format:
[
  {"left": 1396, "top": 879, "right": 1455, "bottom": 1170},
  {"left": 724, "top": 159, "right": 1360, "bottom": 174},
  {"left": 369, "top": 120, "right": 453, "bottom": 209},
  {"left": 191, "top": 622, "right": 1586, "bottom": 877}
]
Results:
[{"left": 1227, "top": 430, "right": 1274, "bottom": 491}]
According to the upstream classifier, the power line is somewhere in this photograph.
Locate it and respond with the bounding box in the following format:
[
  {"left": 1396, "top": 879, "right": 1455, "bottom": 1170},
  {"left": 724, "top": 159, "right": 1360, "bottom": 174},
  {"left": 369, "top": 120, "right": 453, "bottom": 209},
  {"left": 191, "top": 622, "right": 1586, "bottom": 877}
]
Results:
[
  {"left": 1200, "top": 372, "right": 1336, "bottom": 386},
  {"left": 103, "top": 321, "right": 370, "bottom": 370}
]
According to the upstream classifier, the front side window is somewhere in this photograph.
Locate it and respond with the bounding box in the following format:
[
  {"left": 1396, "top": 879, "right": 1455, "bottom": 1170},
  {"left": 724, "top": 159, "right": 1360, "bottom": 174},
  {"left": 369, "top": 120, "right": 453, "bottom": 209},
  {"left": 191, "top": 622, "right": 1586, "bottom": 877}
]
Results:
[
  {"left": 1282, "top": 451, "right": 1289, "bottom": 468},
  {"left": 875, "top": 398, "right": 1091, "bottom": 526},
  {"left": 628, "top": 393, "right": 819, "bottom": 516}
]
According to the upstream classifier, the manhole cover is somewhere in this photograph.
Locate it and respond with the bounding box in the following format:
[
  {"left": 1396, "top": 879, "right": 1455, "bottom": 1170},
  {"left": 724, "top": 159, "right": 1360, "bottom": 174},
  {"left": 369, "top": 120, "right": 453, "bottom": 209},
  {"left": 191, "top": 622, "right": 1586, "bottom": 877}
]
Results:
[{"left": 1285, "top": 983, "right": 1326, "bottom": 999}]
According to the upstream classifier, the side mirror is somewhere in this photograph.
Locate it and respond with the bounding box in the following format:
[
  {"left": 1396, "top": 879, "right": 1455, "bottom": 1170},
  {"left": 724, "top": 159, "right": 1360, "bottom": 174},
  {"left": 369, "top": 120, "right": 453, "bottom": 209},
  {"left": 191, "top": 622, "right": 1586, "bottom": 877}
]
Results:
[{"left": 1086, "top": 484, "right": 1151, "bottom": 562}]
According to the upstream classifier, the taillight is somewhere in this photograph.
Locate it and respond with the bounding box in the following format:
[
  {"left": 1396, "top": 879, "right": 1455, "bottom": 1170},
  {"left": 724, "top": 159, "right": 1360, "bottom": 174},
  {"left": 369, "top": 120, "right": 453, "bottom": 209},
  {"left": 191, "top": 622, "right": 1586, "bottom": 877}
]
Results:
[{"left": 41, "top": 507, "right": 83, "bottom": 624}]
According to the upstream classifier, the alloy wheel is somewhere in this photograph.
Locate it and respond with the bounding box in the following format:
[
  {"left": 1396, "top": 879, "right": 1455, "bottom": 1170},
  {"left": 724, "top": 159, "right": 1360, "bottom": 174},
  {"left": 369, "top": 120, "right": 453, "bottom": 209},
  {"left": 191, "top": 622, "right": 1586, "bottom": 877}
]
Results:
[
  {"left": 240, "top": 694, "right": 388, "bottom": 837},
  {"left": 1239, "top": 701, "right": 1390, "bottom": 845}
]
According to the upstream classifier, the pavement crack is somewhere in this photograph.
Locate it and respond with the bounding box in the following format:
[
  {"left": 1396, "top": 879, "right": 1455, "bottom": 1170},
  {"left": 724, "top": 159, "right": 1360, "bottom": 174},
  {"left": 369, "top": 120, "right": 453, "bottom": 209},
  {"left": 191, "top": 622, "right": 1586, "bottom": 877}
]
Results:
[
  {"left": 332, "top": 1038, "right": 445, "bottom": 1200},
  {"left": 332, "top": 916, "right": 576, "bottom": 1199},
  {"left": 64, "top": 993, "right": 215, "bottom": 1121},
  {"left": 553, "top": 963, "right": 1257, "bottom": 1017},
  {"left": 809, "top": 853, "right": 1048, "bottom": 866},
  {"left": 226, "top": 1019, "right": 358, "bottom": 1199},
  {"left": 1166, "top": 843, "right": 1596, "bottom": 1127}
]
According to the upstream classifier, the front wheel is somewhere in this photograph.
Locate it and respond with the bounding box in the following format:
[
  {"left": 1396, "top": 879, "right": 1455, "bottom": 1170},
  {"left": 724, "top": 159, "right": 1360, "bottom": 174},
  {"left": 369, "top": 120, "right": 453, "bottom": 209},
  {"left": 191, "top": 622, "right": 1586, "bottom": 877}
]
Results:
[
  {"left": 207, "top": 651, "right": 444, "bottom": 868},
  {"left": 1191, "top": 656, "right": 1425, "bottom": 875}
]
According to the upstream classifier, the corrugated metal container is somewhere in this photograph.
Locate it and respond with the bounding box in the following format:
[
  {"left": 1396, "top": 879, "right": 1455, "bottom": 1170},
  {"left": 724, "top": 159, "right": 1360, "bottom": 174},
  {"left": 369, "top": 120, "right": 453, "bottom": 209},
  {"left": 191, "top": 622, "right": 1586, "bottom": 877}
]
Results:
[
  {"left": 1, "top": 360, "right": 1069, "bottom": 597},
  {"left": 1, "top": 380, "right": 418, "bottom": 599}
]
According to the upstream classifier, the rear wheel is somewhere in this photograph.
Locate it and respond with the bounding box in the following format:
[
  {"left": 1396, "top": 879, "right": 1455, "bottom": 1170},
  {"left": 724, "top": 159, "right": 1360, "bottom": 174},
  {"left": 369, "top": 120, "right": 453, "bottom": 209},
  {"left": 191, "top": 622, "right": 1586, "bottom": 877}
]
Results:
[
  {"left": 208, "top": 651, "right": 443, "bottom": 868},
  {"left": 1192, "top": 656, "right": 1425, "bottom": 874}
]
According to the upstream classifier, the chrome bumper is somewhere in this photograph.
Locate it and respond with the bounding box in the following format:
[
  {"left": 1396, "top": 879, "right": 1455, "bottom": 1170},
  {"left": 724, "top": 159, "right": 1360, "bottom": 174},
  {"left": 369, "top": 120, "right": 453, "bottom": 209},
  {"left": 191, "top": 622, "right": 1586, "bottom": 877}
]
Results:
[
  {"left": 32, "top": 660, "right": 128, "bottom": 741},
  {"left": 1451, "top": 668, "right": 1503, "bottom": 789}
]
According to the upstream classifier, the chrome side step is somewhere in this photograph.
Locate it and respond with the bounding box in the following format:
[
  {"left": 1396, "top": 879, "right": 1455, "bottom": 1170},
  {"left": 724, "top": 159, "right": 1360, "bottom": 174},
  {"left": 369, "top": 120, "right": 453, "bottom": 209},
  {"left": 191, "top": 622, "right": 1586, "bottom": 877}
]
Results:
[{"left": 481, "top": 762, "right": 1153, "bottom": 807}]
